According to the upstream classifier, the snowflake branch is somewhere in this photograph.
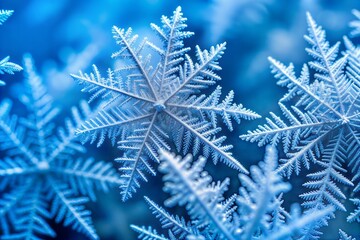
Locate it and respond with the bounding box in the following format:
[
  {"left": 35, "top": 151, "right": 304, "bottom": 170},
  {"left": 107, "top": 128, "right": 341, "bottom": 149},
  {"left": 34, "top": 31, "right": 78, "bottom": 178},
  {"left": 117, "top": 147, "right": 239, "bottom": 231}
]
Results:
[{"left": 165, "top": 110, "right": 247, "bottom": 173}]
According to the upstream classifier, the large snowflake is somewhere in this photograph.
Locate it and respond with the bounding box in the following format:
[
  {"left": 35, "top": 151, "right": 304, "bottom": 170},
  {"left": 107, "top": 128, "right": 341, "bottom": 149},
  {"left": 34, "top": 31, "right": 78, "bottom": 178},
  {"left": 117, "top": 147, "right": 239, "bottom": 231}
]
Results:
[
  {"left": 241, "top": 12, "right": 360, "bottom": 238},
  {"left": 0, "top": 56, "right": 122, "bottom": 240},
  {"left": 72, "top": 6, "right": 259, "bottom": 201}
]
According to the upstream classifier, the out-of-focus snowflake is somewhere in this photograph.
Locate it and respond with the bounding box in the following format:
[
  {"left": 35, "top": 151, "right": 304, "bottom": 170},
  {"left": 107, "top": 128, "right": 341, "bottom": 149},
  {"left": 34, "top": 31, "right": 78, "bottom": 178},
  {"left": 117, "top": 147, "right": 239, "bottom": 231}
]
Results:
[{"left": 0, "top": 56, "right": 122, "bottom": 240}]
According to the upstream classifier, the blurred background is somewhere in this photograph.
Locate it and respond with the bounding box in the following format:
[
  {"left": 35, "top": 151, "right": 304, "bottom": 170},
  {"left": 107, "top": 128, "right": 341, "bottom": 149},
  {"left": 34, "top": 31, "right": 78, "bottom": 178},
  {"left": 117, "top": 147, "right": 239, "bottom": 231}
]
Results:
[{"left": 1, "top": 0, "right": 360, "bottom": 239}]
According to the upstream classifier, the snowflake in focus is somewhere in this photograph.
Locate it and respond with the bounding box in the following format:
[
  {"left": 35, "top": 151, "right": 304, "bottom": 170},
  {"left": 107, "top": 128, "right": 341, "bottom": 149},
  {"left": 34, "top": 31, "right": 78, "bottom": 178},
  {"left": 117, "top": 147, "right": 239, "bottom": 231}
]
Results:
[
  {"left": 241, "top": 12, "right": 360, "bottom": 238},
  {"left": 72, "top": 6, "right": 260, "bottom": 201}
]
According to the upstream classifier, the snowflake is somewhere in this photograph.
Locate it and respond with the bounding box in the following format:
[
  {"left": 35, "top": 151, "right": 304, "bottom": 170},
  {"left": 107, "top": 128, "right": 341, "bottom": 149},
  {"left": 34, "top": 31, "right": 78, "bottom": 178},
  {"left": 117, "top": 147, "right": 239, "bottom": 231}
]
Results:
[
  {"left": 241, "top": 12, "right": 360, "bottom": 238},
  {"left": 131, "top": 146, "right": 333, "bottom": 240},
  {"left": 72, "top": 6, "right": 260, "bottom": 201},
  {"left": 0, "top": 56, "right": 122, "bottom": 239}
]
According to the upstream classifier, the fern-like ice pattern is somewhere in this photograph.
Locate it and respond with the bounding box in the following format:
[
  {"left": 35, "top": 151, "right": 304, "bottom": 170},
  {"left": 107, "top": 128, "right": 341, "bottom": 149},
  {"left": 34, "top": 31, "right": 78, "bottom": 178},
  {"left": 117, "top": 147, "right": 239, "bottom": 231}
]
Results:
[
  {"left": 131, "top": 146, "right": 333, "bottom": 240},
  {"left": 72, "top": 6, "right": 260, "bottom": 201},
  {"left": 0, "top": 10, "right": 22, "bottom": 86},
  {"left": 241, "top": 12, "right": 360, "bottom": 237},
  {"left": 0, "top": 56, "right": 122, "bottom": 239}
]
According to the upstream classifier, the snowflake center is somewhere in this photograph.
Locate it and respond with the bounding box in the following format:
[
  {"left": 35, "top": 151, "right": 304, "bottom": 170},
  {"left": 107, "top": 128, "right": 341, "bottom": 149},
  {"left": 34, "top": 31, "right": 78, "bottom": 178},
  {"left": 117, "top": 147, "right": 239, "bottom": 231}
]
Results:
[
  {"left": 37, "top": 161, "right": 50, "bottom": 171},
  {"left": 153, "top": 101, "right": 166, "bottom": 112},
  {"left": 341, "top": 116, "right": 350, "bottom": 124}
]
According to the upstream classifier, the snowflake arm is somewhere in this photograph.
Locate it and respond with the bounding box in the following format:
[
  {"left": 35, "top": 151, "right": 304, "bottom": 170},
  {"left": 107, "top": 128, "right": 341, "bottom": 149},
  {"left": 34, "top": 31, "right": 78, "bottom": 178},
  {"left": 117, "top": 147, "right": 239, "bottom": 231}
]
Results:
[
  {"left": 166, "top": 110, "right": 247, "bottom": 172},
  {"left": 149, "top": 7, "right": 194, "bottom": 98},
  {"left": 347, "top": 125, "right": 360, "bottom": 191},
  {"left": 0, "top": 157, "right": 35, "bottom": 182},
  {"left": 52, "top": 158, "right": 123, "bottom": 201},
  {"left": 167, "top": 85, "right": 260, "bottom": 131},
  {"left": 267, "top": 57, "right": 342, "bottom": 117},
  {"left": 47, "top": 102, "right": 89, "bottom": 163},
  {"left": 0, "top": 99, "right": 39, "bottom": 164},
  {"left": 276, "top": 129, "right": 330, "bottom": 176},
  {"left": 343, "top": 39, "right": 360, "bottom": 179},
  {"left": 76, "top": 105, "right": 154, "bottom": 147},
  {"left": 237, "top": 146, "right": 291, "bottom": 239},
  {"left": 240, "top": 103, "right": 337, "bottom": 150},
  {"left": 300, "top": 130, "right": 353, "bottom": 212},
  {"left": 144, "top": 196, "right": 198, "bottom": 238},
  {"left": 343, "top": 36, "right": 360, "bottom": 80},
  {"left": 0, "top": 10, "right": 22, "bottom": 86},
  {"left": 0, "top": 57, "right": 22, "bottom": 75},
  {"left": 339, "top": 230, "right": 356, "bottom": 240},
  {"left": 350, "top": 9, "right": 360, "bottom": 37},
  {"left": 117, "top": 112, "right": 169, "bottom": 201},
  {"left": 159, "top": 150, "right": 237, "bottom": 240},
  {"left": 0, "top": 10, "right": 13, "bottom": 25},
  {"left": 267, "top": 205, "right": 333, "bottom": 240},
  {"left": 163, "top": 43, "right": 226, "bottom": 101},
  {"left": 49, "top": 180, "right": 98, "bottom": 240},
  {"left": 347, "top": 198, "right": 360, "bottom": 223},
  {"left": 305, "top": 12, "right": 349, "bottom": 116},
  {"left": 0, "top": 183, "right": 31, "bottom": 235},
  {"left": 71, "top": 65, "right": 155, "bottom": 104},
  {"left": 131, "top": 225, "right": 169, "bottom": 240},
  {"left": 20, "top": 56, "right": 61, "bottom": 163},
  {"left": 2, "top": 184, "right": 55, "bottom": 240},
  {"left": 111, "top": 26, "right": 158, "bottom": 100}
]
